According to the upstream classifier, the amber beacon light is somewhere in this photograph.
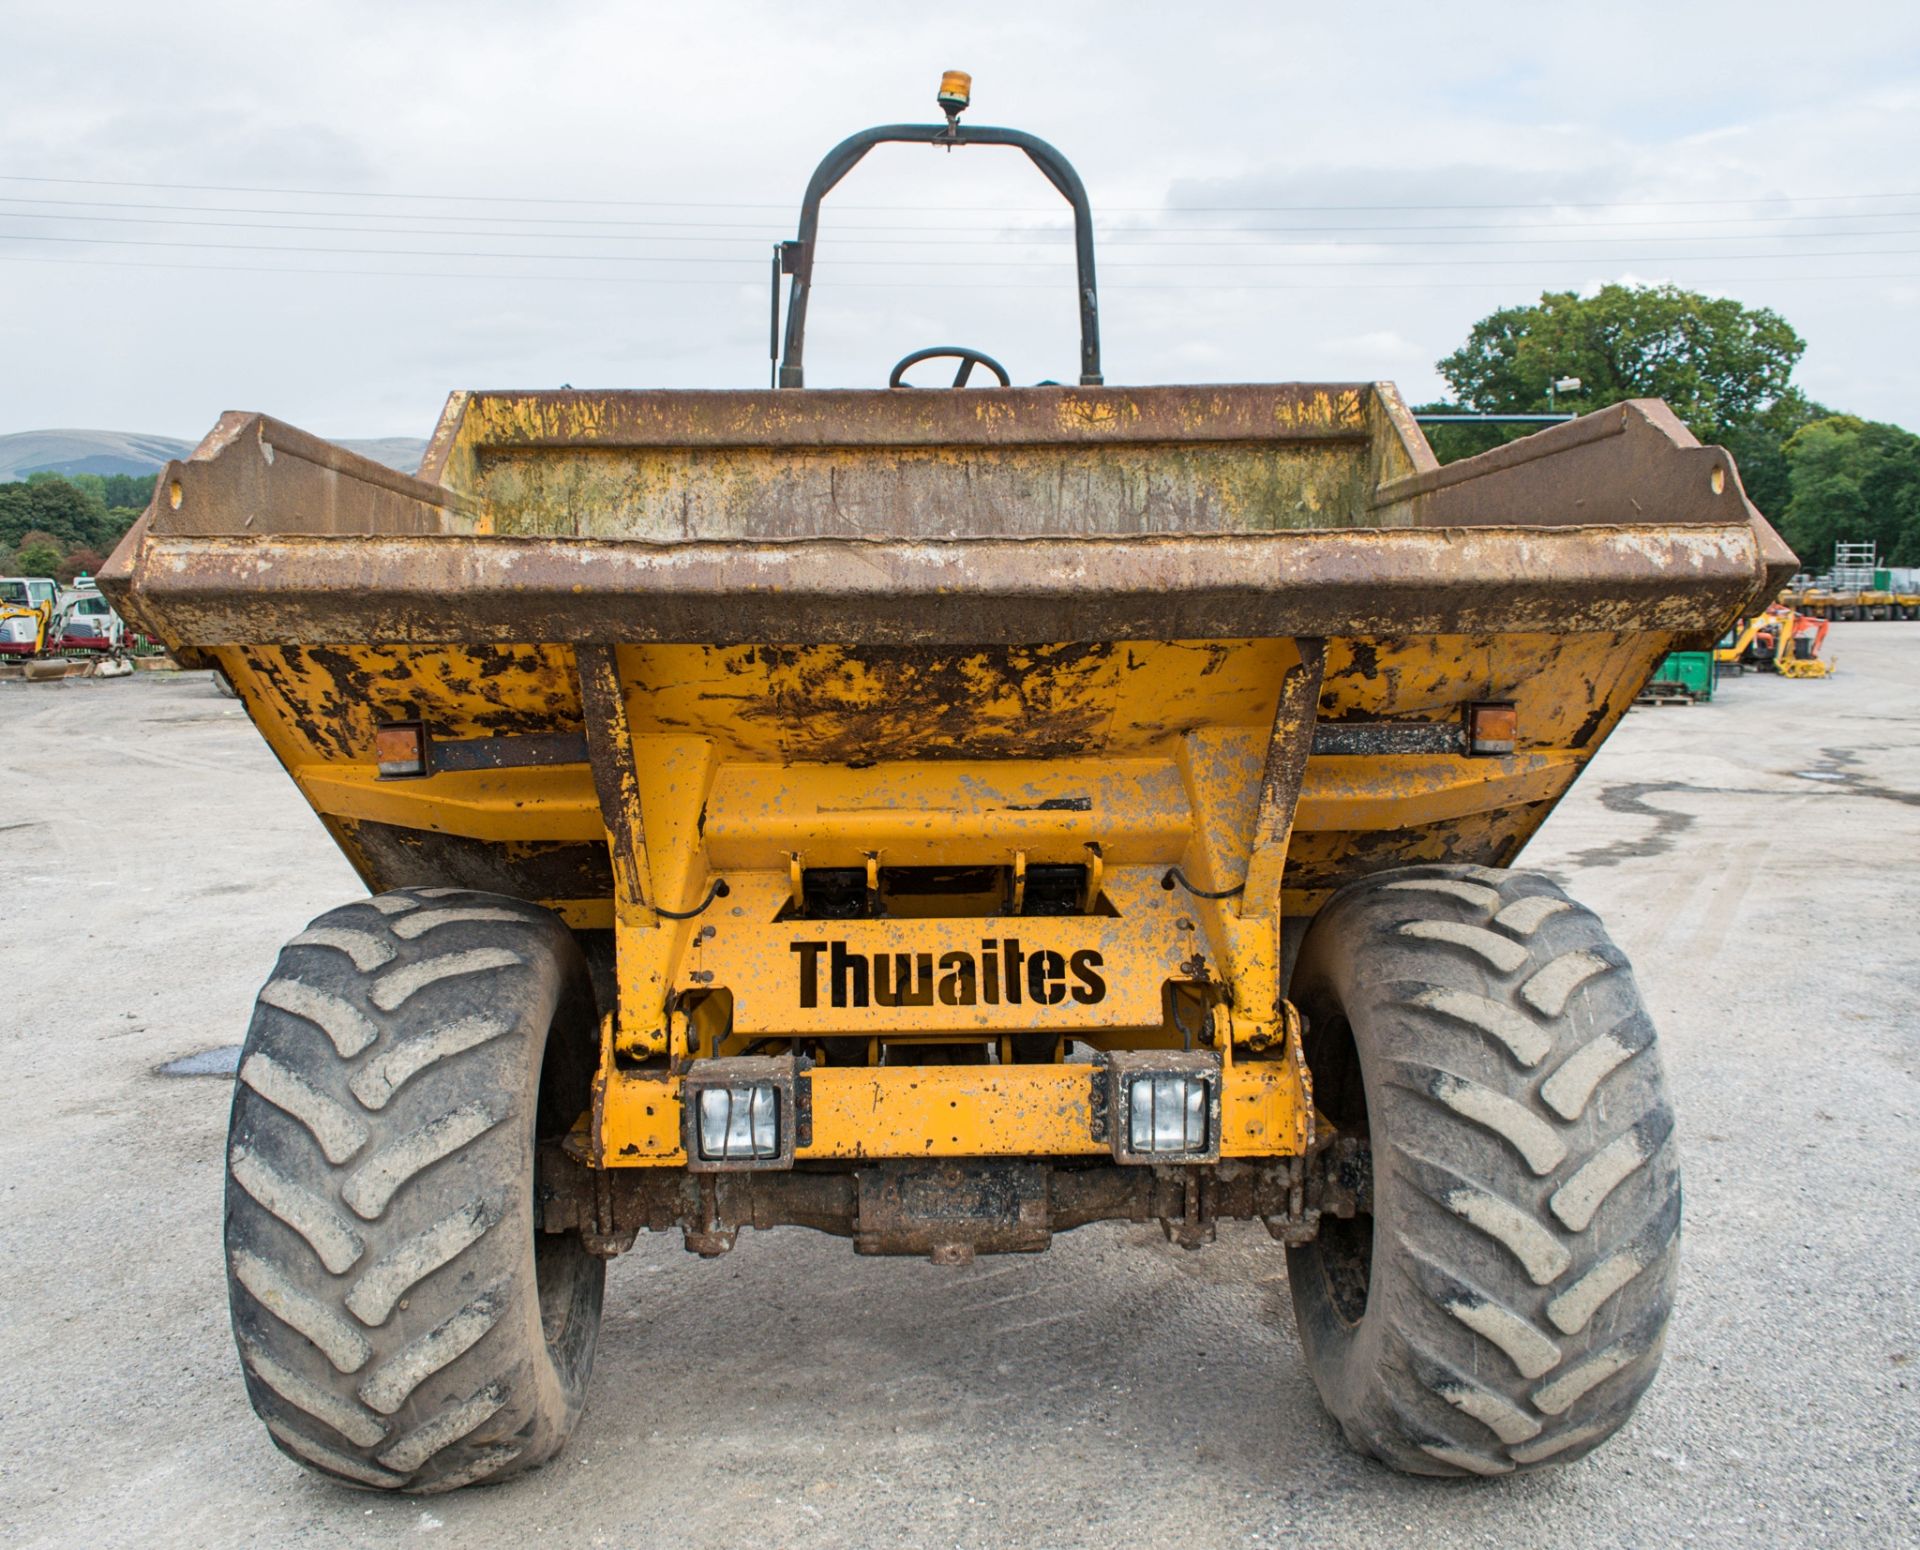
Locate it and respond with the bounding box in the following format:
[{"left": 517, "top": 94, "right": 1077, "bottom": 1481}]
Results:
[{"left": 937, "top": 69, "right": 972, "bottom": 119}]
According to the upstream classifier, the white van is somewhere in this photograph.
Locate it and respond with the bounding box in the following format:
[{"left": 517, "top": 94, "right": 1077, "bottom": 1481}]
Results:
[{"left": 52, "top": 578, "right": 126, "bottom": 653}]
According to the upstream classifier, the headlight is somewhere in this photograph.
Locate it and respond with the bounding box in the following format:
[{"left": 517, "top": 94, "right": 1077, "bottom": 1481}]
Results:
[
  {"left": 1128, "top": 1073, "right": 1211, "bottom": 1155},
  {"left": 682, "top": 1055, "right": 800, "bottom": 1171},
  {"left": 1105, "top": 1051, "right": 1221, "bottom": 1164},
  {"left": 696, "top": 1085, "right": 781, "bottom": 1161}
]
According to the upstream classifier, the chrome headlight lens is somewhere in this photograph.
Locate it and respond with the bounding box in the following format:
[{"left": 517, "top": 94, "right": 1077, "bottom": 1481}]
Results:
[
  {"left": 682, "top": 1055, "right": 801, "bottom": 1171},
  {"left": 1105, "top": 1051, "right": 1221, "bottom": 1164},
  {"left": 696, "top": 1084, "right": 781, "bottom": 1161},
  {"left": 1127, "top": 1073, "right": 1211, "bottom": 1155}
]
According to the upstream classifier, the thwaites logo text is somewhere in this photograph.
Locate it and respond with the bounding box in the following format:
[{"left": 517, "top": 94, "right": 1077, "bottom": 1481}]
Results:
[{"left": 790, "top": 939, "right": 1106, "bottom": 1010}]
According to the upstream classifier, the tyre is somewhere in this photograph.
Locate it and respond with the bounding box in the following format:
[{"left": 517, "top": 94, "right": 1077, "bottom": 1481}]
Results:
[
  {"left": 1286, "top": 864, "right": 1679, "bottom": 1476},
  {"left": 224, "top": 887, "right": 605, "bottom": 1493}
]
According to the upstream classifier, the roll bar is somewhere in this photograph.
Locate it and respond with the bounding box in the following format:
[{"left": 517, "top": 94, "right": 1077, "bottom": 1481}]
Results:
[{"left": 774, "top": 121, "right": 1103, "bottom": 388}]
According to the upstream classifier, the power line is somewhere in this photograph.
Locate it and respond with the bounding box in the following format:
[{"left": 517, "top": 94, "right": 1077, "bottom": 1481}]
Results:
[
  {"left": 3, "top": 230, "right": 1917, "bottom": 269},
  {"left": 5, "top": 209, "right": 1920, "bottom": 252},
  {"left": 5, "top": 250, "right": 1914, "bottom": 291},
  {"left": 4, "top": 191, "right": 1919, "bottom": 237},
  {"left": 2, "top": 170, "right": 1918, "bottom": 214}
]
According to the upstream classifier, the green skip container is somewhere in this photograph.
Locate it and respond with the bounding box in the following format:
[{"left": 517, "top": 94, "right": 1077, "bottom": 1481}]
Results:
[{"left": 1647, "top": 649, "right": 1717, "bottom": 701}]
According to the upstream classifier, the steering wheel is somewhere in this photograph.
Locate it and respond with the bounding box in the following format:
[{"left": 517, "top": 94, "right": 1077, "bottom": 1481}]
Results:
[{"left": 888, "top": 346, "right": 1012, "bottom": 389}]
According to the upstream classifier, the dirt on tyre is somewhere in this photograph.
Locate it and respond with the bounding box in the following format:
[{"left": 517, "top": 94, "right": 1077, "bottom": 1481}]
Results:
[
  {"left": 223, "top": 887, "right": 605, "bottom": 1492},
  {"left": 1286, "top": 863, "right": 1680, "bottom": 1476}
]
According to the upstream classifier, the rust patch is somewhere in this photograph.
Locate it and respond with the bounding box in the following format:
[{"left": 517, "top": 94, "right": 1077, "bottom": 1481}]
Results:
[
  {"left": 753, "top": 643, "right": 1120, "bottom": 762},
  {"left": 1282, "top": 800, "right": 1554, "bottom": 909},
  {"left": 236, "top": 643, "right": 583, "bottom": 762},
  {"left": 344, "top": 819, "right": 613, "bottom": 900},
  {"left": 1569, "top": 698, "right": 1613, "bottom": 749},
  {"left": 1341, "top": 640, "right": 1381, "bottom": 680}
]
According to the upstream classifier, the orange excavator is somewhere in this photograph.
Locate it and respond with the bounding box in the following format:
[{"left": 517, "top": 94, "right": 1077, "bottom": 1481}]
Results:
[{"left": 1719, "top": 604, "right": 1833, "bottom": 678}]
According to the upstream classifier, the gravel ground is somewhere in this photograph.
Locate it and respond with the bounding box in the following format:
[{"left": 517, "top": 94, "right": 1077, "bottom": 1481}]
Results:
[{"left": 2, "top": 630, "right": 1916, "bottom": 1549}]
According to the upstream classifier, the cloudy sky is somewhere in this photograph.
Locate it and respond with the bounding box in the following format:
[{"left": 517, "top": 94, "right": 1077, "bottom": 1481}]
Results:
[{"left": 3, "top": 0, "right": 1917, "bottom": 442}]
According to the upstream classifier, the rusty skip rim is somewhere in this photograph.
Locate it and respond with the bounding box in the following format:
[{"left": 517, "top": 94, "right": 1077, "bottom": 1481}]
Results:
[
  {"left": 426, "top": 384, "right": 1383, "bottom": 453},
  {"left": 119, "top": 520, "right": 1772, "bottom": 646}
]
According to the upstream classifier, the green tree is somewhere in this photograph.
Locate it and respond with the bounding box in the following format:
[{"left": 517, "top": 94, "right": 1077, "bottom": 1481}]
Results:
[
  {"left": 1780, "top": 416, "right": 1920, "bottom": 568},
  {"left": 13, "top": 532, "right": 64, "bottom": 578},
  {"left": 1436, "top": 283, "right": 1805, "bottom": 444},
  {"left": 0, "top": 474, "right": 138, "bottom": 554},
  {"left": 67, "top": 472, "right": 110, "bottom": 507},
  {"left": 101, "top": 473, "right": 159, "bottom": 508},
  {"left": 1720, "top": 390, "right": 1832, "bottom": 520},
  {"left": 56, "top": 546, "right": 107, "bottom": 584},
  {"left": 1406, "top": 400, "right": 1527, "bottom": 466}
]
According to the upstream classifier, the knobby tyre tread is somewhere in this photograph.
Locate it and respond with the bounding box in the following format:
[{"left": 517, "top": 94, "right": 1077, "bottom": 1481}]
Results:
[
  {"left": 1286, "top": 863, "right": 1680, "bottom": 1477},
  {"left": 223, "top": 887, "right": 604, "bottom": 1493}
]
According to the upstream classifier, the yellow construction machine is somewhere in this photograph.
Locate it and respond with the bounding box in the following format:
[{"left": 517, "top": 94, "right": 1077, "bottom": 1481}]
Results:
[
  {"left": 0, "top": 575, "right": 57, "bottom": 658},
  {"left": 104, "top": 80, "right": 1791, "bottom": 1491},
  {"left": 1719, "top": 604, "right": 1835, "bottom": 678}
]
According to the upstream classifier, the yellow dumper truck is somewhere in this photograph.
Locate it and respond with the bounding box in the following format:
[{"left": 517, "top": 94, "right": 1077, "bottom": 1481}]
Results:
[{"left": 103, "top": 90, "right": 1792, "bottom": 1492}]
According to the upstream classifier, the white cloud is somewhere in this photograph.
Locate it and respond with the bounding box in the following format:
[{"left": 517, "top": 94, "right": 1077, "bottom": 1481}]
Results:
[
  {"left": 1316, "top": 331, "right": 1427, "bottom": 363},
  {"left": 1, "top": 0, "right": 1916, "bottom": 436}
]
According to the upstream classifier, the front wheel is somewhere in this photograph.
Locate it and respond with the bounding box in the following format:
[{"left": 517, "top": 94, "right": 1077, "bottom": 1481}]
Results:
[
  {"left": 224, "top": 887, "right": 605, "bottom": 1492},
  {"left": 1286, "top": 864, "right": 1680, "bottom": 1476}
]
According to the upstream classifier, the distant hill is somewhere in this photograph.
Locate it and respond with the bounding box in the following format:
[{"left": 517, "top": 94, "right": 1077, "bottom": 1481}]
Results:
[
  {"left": 327, "top": 437, "right": 429, "bottom": 476},
  {"left": 0, "top": 428, "right": 428, "bottom": 481},
  {"left": 0, "top": 429, "right": 196, "bottom": 479}
]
